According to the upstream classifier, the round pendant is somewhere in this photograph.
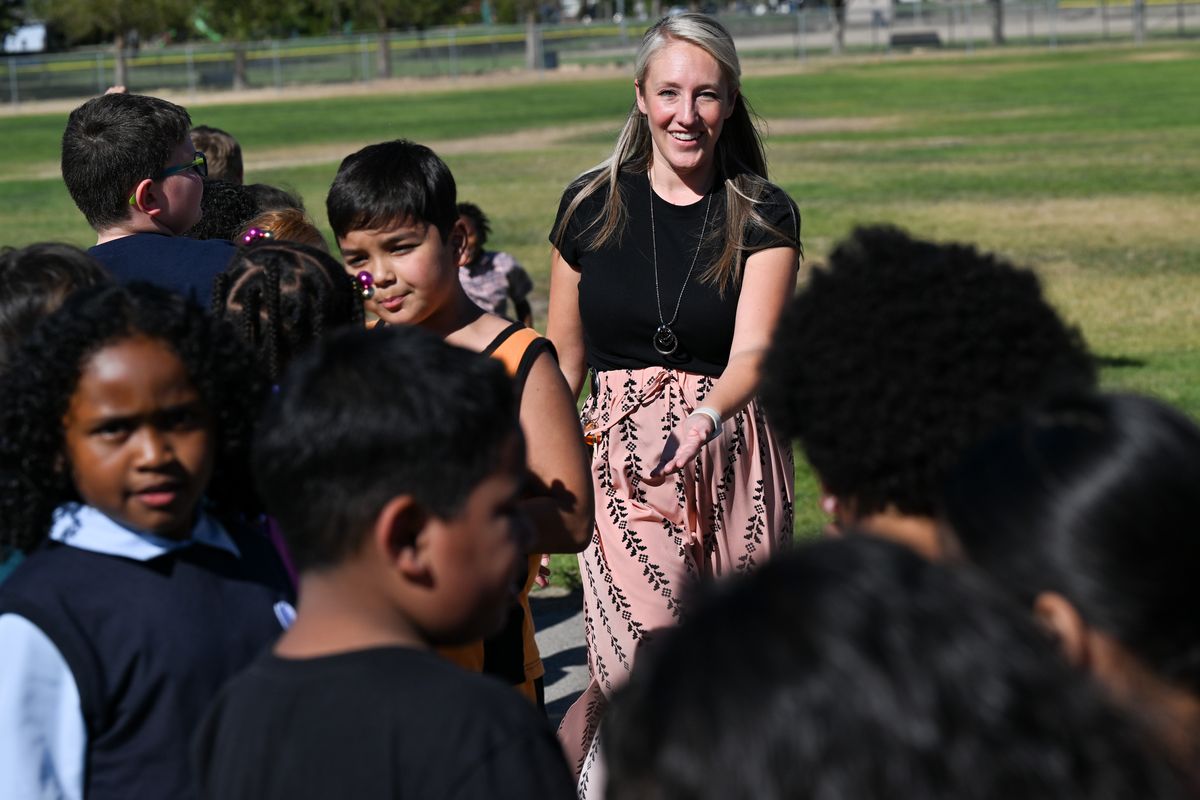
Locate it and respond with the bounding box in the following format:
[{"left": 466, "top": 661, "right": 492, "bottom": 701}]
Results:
[{"left": 653, "top": 325, "right": 679, "bottom": 356}]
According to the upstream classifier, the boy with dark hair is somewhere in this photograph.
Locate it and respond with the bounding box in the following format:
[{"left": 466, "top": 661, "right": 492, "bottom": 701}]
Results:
[
  {"left": 190, "top": 125, "right": 243, "bottom": 184},
  {"left": 325, "top": 140, "right": 592, "bottom": 705},
  {"left": 192, "top": 325, "right": 576, "bottom": 799},
  {"left": 61, "top": 93, "right": 234, "bottom": 306},
  {"left": 760, "top": 224, "right": 1096, "bottom": 557}
]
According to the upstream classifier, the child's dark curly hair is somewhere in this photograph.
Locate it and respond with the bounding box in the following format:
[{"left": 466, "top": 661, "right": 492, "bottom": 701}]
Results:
[
  {"left": 761, "top": 225, "right": 1096, "bottom": 518},
  {"left": 0, "top": 283, "right": 266, "bottom": 555},
  {"left": 211, "top": 241, "right": 364, "bottom": 383}
]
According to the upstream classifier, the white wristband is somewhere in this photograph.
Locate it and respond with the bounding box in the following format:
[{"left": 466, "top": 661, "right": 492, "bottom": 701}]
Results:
[{"left": 690, "top": 406, "right": 723, "bottom": 442}]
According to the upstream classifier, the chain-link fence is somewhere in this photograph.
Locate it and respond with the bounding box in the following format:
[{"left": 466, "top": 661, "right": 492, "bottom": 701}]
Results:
[{"left": 4, "top": 3, "right": 1197, "bottom": 105}]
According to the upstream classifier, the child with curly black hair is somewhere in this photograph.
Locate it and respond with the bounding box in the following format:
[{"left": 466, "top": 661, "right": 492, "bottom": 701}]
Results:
[
  {"left": 761, "top": 224, "right": 1096, "bottom": 558},
  {"left": 0, "top": 283, "right": 294, "bottom": 799},
  {"left": 212, "top": 240, "right": 363, "bottom": 384}
]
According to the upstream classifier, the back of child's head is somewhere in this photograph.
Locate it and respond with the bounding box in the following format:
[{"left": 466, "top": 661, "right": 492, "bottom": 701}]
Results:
[
  {"left": 326, "top": 139, "right": 458, "bottom": 242},
  {"left": 0, "top": 283, "right": 265, "bottom": 555},
  {"left": 761, "top": 224, "right": 1096, "bottom": 518},
  {"left": 0, "top": 242, "right": 110, "bottom": 370},
  {"left": 212, "top": 240, "right": 362, "bottom": 382},
  {"left": 252, "top": 324, "right": 517, "bottom": 573},
  {"left": 61, "top": 92, "right": 192, "bottom": 231},
  {"left": 237, "top": 208, "right": 329, "bottom": 252},
  {"left": 190, "top": 125, "right": 243, "bottom": 184},
  {"left": 604, "top": 535, "right": 1185, "bottom": 800},
  {"left": 186, "top": 178, "right": 260, "bottom": 240},
  {"left": 245, "top": 183, "right": 305, "bottom": 213},
  {"left": 943, "top": 392, "right": 1200, "bottom": 696},
  {"left": 457, "top": 201, "right": 490, "bottom": 246}
]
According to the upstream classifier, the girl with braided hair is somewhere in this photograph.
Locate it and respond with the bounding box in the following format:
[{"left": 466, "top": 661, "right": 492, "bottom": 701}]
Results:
[{"left": 212, "top": 240, "right": 363, "bottom": 384}]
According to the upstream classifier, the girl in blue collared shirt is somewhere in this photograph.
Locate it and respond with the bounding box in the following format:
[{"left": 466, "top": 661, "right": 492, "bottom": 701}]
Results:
[{"left": 0, "top": 283, "right": 293, "bottom": 800}]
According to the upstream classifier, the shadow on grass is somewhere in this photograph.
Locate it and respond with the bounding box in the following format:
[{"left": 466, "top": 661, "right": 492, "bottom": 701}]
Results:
[{"left": 1095, "top": 354, "right": 1147, "bottom": 369}]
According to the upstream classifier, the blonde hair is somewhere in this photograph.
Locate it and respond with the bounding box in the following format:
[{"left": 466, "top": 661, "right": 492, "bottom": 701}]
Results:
[{"left": 553, "top": 13, "right": 797, "bottom": 294}]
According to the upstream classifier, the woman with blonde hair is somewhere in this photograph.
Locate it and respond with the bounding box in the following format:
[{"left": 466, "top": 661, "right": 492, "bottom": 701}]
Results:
[{"left": 547, "top": 12, "right": 800, "bottom": 792}]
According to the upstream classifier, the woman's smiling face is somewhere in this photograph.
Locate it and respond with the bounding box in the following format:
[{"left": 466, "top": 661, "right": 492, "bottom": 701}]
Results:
[{"left": 636, "top": 40, "right": 738, "bottom": 185}]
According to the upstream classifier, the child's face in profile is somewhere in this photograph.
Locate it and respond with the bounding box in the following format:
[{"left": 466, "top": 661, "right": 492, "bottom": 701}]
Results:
[
  {"left": 62, "top": 335, "right": 215, "bottom": 540},
  {"left": 152, "top": 137, "right": 205, "bottom": 235},
  {"left": 337, "top": 216, "right": 461, "bottom": 329},
  {"left": 423, "top": 432, "right": 530, "bottom": 644}
]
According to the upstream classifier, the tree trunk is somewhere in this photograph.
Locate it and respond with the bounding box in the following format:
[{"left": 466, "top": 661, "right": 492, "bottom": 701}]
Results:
[
  {"left": 232, "top": 42, "right": 248, "bottom": 90},
  {"left": 833, "top": 0, "right": 846, "bottom": 54},
  {"left": 113, "top": 30, "right": 129, "bottom": 88},
  {"left": 376, "top": 29, "right": 392, "bottom": 78},
  {"left": 990, "top": 0, "right": 1005, "bottom": 44}
]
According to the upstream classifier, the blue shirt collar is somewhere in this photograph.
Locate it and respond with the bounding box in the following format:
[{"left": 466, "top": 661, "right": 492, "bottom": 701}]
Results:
[{"left": 49, "top": 503, "right": 241, "bottom": 561}]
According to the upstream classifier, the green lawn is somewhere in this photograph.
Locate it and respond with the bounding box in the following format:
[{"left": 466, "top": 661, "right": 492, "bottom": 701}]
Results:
[{"left": 2, "top": 42, "right": 1197, "bottom": 583}]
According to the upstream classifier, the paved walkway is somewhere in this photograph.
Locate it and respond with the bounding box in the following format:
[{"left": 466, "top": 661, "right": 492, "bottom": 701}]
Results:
[{"left": 531, "top": 586, "right": 588, "bottom": 728}]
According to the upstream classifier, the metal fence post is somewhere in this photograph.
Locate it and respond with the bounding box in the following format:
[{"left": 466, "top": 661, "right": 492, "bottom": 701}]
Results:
[
  {"left": 449, "top": 30, "right": 458, "bottom": 80},
  {"left": 964, "top": 0, "right": 974, "bottom": 53},
  {"left": 360, "top": 35, "right": 370, "bottom": 82},
  {"left": 8, "top": 57, "right": 17, "bottom": 105},
  {"left": 1133, "top": 0, "right": 1145, "bottom": 43},
  {"left": 1048, "top": 0, "right": 1057, "bottom": 47},
  {"left": 95, "top": 52, "right": 105, "bottom": 94},
  {"left": 272, "top": 40, "right": 282, "bottom": 89}
]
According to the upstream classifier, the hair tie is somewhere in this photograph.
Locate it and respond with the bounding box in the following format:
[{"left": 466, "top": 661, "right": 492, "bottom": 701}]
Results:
[
  {"left": 355, "top": 271, "right": 375, "bottom": 300},
  {"left": 240, "top": 228, "right": 274, "bottom": 245}
]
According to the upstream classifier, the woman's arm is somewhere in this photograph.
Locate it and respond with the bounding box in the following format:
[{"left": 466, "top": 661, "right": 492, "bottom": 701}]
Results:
[
  {"left": 654, "top": 245, "right": 799, "bottom": 475},
  {"left": 546, "top": 247, "right": 587, "bottom": 400},
  {"left": 518, "top": 349, "right": 594, "bottom": 553}
]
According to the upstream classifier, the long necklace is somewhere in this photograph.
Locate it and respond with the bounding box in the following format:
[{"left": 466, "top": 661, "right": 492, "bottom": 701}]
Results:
[{"left": 649, "top": 175, "right": 713, "bottom": 357}]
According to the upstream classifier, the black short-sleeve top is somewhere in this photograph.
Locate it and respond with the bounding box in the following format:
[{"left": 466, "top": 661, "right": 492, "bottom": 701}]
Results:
[{"left": 551, "top": 170, "right": 800, "bottom": 377}]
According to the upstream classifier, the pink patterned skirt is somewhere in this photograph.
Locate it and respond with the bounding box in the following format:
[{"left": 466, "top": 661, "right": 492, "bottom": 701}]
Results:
[{"left": 559, "top": 367, "right": 794, "bottom": 795}]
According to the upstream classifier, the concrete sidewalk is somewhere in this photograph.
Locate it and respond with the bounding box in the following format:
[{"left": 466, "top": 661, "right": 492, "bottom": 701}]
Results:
[{"left": 531, "top": 586, "right": 588, "bottom": 728}]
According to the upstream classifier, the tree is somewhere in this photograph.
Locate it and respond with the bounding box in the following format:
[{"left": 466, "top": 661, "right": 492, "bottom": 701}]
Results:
[
  {"left": 2, "top": 0, "right": 24, "bottom": 39},
  {"left": 830, "top": 0, "right": 847, "bottom": 54},
  {"left": 338, "top": 0, "right": 460, "bottom": 79},
  {"left": 32, "top": 0, "right": 188, "bottom": 86},
  {"left": 989, "top": 0, "right": 1004, "bottom": 44},
  {"left": 196, "top": 0, "right": 301, "bottom": 90}
]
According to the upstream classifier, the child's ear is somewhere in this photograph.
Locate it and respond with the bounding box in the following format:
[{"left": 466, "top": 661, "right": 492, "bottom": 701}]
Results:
[
  {"left": 373, "top": 495, "right": 434, "bottom": 585},
  {"left": 1033, "top": 591, "right": 1090, "bottom": 669},
  {"left": 129, "top": 179, "right": 161, "bottom": 217},
  {"left": 450, "top": 218, "right": 471, "bottom": 268}
]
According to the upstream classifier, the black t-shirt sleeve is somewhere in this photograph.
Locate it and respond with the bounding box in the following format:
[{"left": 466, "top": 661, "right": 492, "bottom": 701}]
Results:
[
  {"left": 550, "top": 176, "right": 602, "bottom": 268},
  {"left": 745, "top": 183, "right": 802, "bottom": 256}
]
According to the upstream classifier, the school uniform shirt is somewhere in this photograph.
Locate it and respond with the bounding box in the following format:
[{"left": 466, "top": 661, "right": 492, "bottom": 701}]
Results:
[{"left": 0, "top": 503, "right": 293, "bottom": 800}]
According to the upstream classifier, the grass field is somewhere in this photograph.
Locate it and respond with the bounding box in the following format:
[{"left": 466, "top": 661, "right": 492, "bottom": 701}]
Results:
[{"left": 1, "top": 42, "right": 1197, "bottom": 573}]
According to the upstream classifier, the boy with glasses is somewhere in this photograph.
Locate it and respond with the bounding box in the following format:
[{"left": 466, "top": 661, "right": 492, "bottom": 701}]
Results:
[{"left": 62, "top": 93, "right": 235, "bottom": 306}]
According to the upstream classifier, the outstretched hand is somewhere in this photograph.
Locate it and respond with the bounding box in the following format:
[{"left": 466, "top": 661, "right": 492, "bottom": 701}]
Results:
[{"left": 651, "top": 413, "right": 717, "bottom": 478}]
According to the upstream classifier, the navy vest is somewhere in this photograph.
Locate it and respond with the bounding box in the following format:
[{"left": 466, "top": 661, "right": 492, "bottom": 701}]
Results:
[{"left": 0, "top": 526, "right": 292, "bottom": 800}]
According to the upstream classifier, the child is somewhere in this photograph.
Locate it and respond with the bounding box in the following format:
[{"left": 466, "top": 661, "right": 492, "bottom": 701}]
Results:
[
  {"left": 62, "top": 93, "right": 235, "bottom": 307},
  {"left": 0, "top": 283, "right": 293, "bottom": 799},
  {"left": 604, "top": 536, "right": 1186, "bottom": 799},
  {"left": 186, "top": 178, "right": 260, "bottom": 241},
  {"left": 192, "top": 325, "right": 576, "bottom": 798},
  {"left": 457, "top": 201, "right": 534, "bottom": 326},
  {"left": 943, "top": 392, "right": 1200, "bottom": 780},
  {"left": 0, "top": 242, "right": 109, "bottom": 371},
  {"left": 0, "top": 242, "right": 110, "bottom": 584},
  {"left": 326, "top": 139, "right": 593, "bottom": 707},
  {"left": 190, "top": 125, "right": 243, "bottom": 184},
  {"left": 211, "top": 240, "right": 361, "bottom": 384},
  {"left": 237, "top": 208, "right": 329, "bottom": 252},
  {"left": 760, "top": 224, "right": 1096, "bottom": 558}
]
